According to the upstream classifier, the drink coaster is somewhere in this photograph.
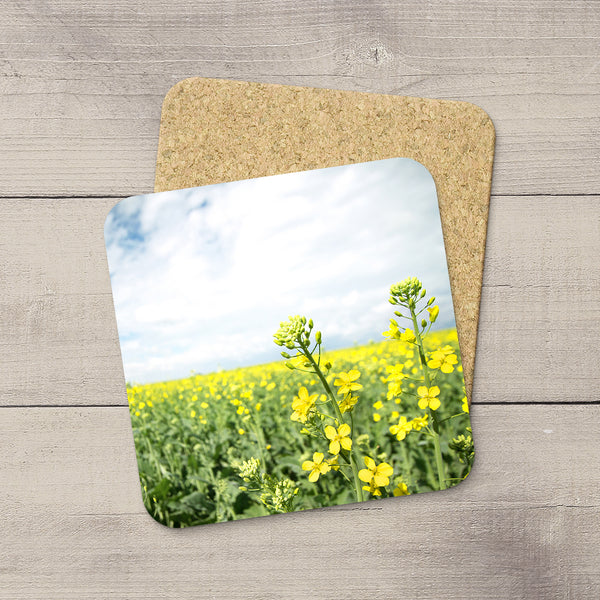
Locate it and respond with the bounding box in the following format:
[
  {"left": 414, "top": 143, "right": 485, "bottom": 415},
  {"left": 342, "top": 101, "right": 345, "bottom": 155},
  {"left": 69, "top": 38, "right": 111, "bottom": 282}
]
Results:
[
  {"left": 106, "top": 158, "right": 477, "bottom": 526},
  {"left": 154, "top": 78, "right": 495, "bottom": 400}
]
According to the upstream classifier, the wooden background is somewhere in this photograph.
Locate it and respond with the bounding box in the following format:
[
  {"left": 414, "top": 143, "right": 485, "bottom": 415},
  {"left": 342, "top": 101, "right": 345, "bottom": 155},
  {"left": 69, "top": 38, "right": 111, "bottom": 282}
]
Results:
[{"left": 1, "top": 2, "right": 599, "bottom": 598}]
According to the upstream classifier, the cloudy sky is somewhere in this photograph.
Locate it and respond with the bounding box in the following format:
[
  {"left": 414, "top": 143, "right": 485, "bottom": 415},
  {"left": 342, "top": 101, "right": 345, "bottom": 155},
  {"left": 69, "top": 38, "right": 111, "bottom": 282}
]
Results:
[{"left": 105, "top": 158, "right": 456, "bottom": 384}]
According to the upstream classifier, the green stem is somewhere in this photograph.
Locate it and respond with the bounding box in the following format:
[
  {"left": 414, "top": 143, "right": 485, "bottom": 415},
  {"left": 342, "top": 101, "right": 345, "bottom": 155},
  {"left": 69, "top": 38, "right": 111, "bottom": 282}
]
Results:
[
  {"left": 249, "top": 417, "right": 268, "bottom": 473},
  {"left": 349, "top": 452, "right": 363, "bottom": 502},
  {"left": 409, "top": 304, "right": 447, "bottom": 491},
  {"left": 399, "top": 437, "right": 411, "bottom": 479},
  {"left": 300, "top": 342, "right": 364, "bottom": 502}
]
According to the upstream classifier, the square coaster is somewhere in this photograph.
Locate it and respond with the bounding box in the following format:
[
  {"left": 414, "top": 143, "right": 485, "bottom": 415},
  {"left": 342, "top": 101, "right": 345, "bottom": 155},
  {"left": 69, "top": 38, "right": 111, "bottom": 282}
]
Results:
[
  {"left": 105, "top": 158, "right": 474, "bottom": 526},
  {"left": 154, "top": 78, "right": 495, "bottom": 400}
]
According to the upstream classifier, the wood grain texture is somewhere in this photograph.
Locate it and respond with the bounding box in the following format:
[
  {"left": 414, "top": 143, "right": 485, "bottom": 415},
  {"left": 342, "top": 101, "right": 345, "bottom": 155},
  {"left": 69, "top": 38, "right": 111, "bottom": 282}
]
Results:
[
  {"left": 1, "top": 404, "right": 598, "bottom": 599},
  {"left": 0, "top": 0, "right": 599, "bottom": 197},
  {"left": 1, "top": 0, "right": 599, "bottom": 597},
  {"left": 2, "top": 196, "right": 599, "bottom": 406},
  {"left": 474, "top": 195, "right": 600, "bottom": 403}
]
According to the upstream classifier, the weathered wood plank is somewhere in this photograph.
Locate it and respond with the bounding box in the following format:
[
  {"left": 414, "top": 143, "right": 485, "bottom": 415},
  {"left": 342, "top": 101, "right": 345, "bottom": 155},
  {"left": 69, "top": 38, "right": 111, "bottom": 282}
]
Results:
[
  {"left": 0, "top": 1, "right": 599, "bottom": 197},
  {"left": 474, "top": 195, "right": 600, "bottom": 403},
  {"left": 0, "top": 199, "right": 127, "bottom": 406},
  {"left": 1, "top": 196, "right": 599, "bottom": 406},
  {"left": 0, "top": 404, "right": 598, "bottom": 598}
]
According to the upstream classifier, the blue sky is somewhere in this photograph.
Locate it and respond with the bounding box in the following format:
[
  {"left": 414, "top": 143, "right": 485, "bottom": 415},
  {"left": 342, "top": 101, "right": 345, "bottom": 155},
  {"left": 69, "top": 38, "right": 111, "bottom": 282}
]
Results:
[{"left": 105, "top": 158, "right": 456, "bottom": 384}]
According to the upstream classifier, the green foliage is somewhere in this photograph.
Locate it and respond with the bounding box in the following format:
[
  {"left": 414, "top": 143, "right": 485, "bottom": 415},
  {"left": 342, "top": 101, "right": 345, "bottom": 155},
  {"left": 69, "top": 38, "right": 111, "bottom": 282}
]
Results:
[{"left": 129, "top": 333, "right": 470, "bottom": 527}]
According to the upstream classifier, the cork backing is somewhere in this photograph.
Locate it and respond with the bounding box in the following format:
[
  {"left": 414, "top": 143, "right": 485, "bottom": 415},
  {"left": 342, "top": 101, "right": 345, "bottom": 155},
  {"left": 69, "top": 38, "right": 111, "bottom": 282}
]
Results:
[{"left": 154, "top": 78, "right": 495, "bottom": 400}]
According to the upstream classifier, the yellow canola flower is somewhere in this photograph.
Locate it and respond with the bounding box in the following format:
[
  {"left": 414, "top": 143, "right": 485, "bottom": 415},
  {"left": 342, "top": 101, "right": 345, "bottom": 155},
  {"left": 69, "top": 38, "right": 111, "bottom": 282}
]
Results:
[
  {"left": 427, "top": 348, "right": 459, "bottom": 373},
  {"left": 382, "top": 319, "right": 401, "bottom": 340},
  {"left": 373, "top": 400, "right": 383, "bottom": 410},
  {"left": 427, "top": 305, "right": 439, "bottom": 323},
  {"left": 338, "top": 394, "right": 358, "bottom": 414},
  {"left": 333, "top": 370, "right": 363, "bottom": 396},
  {"left": 302, "top": 452, "right": 331, "bottom": 482},
  {"left": 384, "top": 364, "right": 405, "bottom": 382},
  {"left": 410, "top": 414, "right": 429, "bottom": 431},
  {"left": 358, "top": 456, "right": 394, "bottom": 488},
  {"left": 200, "top": 402, "right": 209, "bottom": 409},
  {"left": 291, "top": 386, "right": 318, "bottom": 423},
  {"left": 393, "top": 482, "right": 410, "bottom": 496},
  {"left": 373, "top": 413, "right": 381, "bottom": 423},
  {"left": 324, "top": 424, "right": 352, "bottom": 455},
  {"left": 399, "top": 329, "right": 416, "bottom": 343},
  {"left": 238, "top": 428, "right": 245, "bottom": 435},
  {"left": 387, "top": 380, "right": 403, "bottom": 401},
  {"left": 462, "top": 396, "right": 469, "bottom": 413},
  {"left": 327, "top": 455, "right": 340, "bottom": 471},
  {"left": 362, "top": 480, "right": 383, "bottom": 497},
  {"left": 417, "top": 386, "right": 441, "bottom": 411},
  {"left": 389, "top": 416, "right": 412, "bottom": 441}
]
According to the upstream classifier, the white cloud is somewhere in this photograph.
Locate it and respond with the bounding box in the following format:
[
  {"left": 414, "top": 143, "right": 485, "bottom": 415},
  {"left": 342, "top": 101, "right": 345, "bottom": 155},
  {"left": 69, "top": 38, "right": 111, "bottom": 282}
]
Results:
[{"left": 105, "top": 158, "right": 456, "bottom": 383}]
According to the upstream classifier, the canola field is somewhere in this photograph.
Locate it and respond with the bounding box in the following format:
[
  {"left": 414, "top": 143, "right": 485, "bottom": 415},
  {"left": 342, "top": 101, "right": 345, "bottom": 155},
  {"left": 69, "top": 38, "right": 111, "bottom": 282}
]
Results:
[{"left": 128, "top": 325, "right": 472, "bottom": 527}]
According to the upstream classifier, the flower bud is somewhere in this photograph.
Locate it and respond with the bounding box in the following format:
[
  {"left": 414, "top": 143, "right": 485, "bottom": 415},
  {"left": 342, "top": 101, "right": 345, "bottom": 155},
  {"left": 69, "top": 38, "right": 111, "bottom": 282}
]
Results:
[
  {"left": 315, "top": 331, "right": 322, "bottom": 344},
  {"left": 421, "top": 319, "right": 427, "bottom": 328},
  {"left": 281, "top": 351, "right": 291, "bottom": 359},
  {"left": 308, "top": 319, "right": 314, "bottom": 329}
]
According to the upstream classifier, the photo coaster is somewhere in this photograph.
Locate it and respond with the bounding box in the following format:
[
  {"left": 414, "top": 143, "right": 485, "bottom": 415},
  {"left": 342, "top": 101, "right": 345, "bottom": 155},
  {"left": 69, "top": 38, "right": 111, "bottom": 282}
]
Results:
[
  {"left": 106, "top": 158, "right": 475, "bottom": 526},
  {"left": 154, "top": 78, "right": 496, "bottom": 400}
]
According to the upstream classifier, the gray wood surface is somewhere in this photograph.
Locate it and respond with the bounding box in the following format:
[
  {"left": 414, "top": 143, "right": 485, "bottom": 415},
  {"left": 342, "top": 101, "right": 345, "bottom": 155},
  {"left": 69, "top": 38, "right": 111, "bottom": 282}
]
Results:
[
  {"left": 1, "top": 1, "right": 599, "bottom": 598},
  {"left": 1, "top": 1, "right": 599, "bottom": 197},
  {"left": 1, "top": 405, "right": 599, "bottom": 599}
]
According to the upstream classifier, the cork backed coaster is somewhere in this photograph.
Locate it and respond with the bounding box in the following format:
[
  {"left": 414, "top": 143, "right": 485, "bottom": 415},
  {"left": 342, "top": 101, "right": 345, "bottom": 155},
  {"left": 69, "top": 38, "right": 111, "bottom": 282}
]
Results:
[{"left": 154, "top": 78, "right": 495, "bottom": 400}]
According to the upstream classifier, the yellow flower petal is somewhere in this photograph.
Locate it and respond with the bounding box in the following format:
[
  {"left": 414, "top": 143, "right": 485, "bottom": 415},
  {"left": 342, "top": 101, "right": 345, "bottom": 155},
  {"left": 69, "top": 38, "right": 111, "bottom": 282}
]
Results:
[
  {"left": 324, "top": 425, "right": 336, "bottom": 440},
  {"left": 358, "top": 469, "right": 372, "bottom": 483},
  {"left": 338, "top": 423, "right": 351, "bottom": 437},
  {"left": 373, "top": 473, "right": 389, "bottom": 487},
  {"left": 378, "top": 463, "right": 394, "bottom": 478},
  {"left": 312, "top": 452, "right": 324, "bottom": 464}
]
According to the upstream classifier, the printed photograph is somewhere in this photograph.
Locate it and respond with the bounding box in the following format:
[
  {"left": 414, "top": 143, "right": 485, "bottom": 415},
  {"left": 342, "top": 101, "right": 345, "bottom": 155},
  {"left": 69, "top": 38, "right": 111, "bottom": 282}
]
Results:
[{"left": 104, "top": 158, "right": 473, "bottom": 527}]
